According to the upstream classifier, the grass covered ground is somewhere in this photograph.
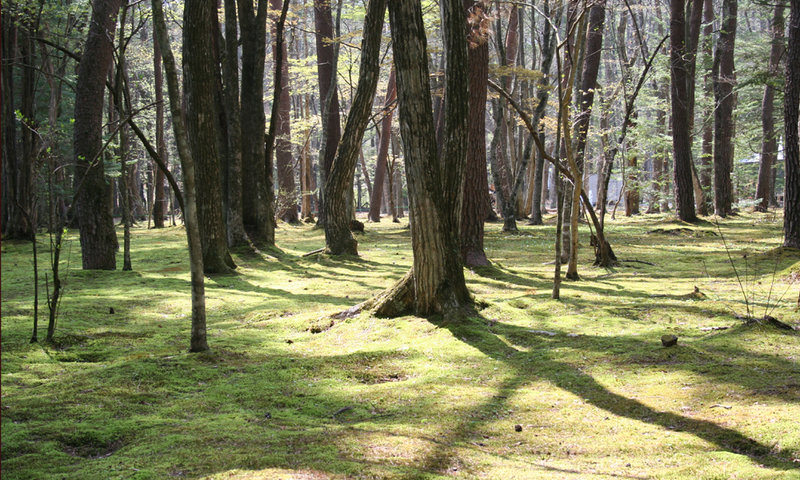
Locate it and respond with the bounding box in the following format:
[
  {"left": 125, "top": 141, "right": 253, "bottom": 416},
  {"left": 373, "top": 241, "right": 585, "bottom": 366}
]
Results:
[{"left": 2, "top": 211, "right": 799, "bottom": 479}]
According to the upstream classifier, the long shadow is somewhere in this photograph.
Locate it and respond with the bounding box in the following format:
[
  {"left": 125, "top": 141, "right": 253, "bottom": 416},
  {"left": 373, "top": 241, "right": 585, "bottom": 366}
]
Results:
[{"left": 427, "top": 316, "right": 798, "bottom": 472}]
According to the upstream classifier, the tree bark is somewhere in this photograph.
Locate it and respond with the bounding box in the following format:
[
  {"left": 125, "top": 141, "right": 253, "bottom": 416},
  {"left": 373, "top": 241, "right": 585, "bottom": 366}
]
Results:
[
  {"left": 184, "top": 0, "right": 236, "bottom": 274},
  {"left": 73, "top": 0, "right": 122, "bottom": 269},
  {"left": 461, "top": 0, "right": 490, "bottom": 267},
  {"left": 323, "top": 0, "right": 386, "bottom": 255},
  {"left": 784, "top": 0, "right": 800, "bottom": 248},
  {"left": 368, "top": 69, "right": 397, "bottom": 222},
  {"left": 712, "top": 0, "right": 737, "bottom": 217},
  {"left": 152, "top": 30, "right": 169, "bottom": 228},
  {"left": 755, "top": 3, "right": 785, "bottom": 212}
]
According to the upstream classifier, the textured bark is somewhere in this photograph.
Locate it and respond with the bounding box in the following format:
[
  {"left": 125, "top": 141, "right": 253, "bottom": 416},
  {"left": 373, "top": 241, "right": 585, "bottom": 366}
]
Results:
[
  {"left": 712, "top": 0, "right": 737, "bottom": 217},
  {"left": 368, "top": 69, "right": 397, "bottom": 222},
  {"left": 1, "top": 6, "right": 16, "bottom": 235},
  {"left": 73, "top": 0, "right": 122, "bottom": 269},
  {"left": 460, "top": 0, "right": 490, "bottom": 267},
  {"left": 152, "top": 0, "right": 209, "bottom": 352},
  {"left": 271, "top": 0, "right": 298, "bottom": 223},
  {"left": 755, "top": 3, "right": 785, "bottom": 212},
  {"left": 323, "top": 0, "right": 386, "bottom": 255},
  {"left": 184, "top": 0, "right": 236, "bottom": 274},
  {"left": 374, "top": 0, "right": 471, "bottom": 317},
  {"left": 238, "top": 0, "right": 274, "bottom": 245},
  {"left": 784, "top": 0, "right": 800, "bottom": 248},
  {"left": 670, "top": 0, "right": 698, "bottom": 222},
  {"left": 152, "top": 32, "right": 168, "bottom": 228},
  {"left": 314, "top": 0, "right": 342, "bottom": 227}
]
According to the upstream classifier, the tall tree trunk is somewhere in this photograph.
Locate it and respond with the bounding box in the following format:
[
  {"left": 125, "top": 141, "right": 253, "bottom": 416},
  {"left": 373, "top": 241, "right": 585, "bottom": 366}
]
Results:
[
  {"left": 368, "top": 69, "right": 397, "bottom": 222},
  {"left": 669, "top": 0, "right": 698, "bottom": 222},
  {"left": 323, "top": 0, "right": 386, "bottom": 255},
  {"left": 271, "top": 0, "right": 298, "bottom": 223},
  {"left": 698, "top": 0, "right": 714, "bottom": 215},
  {"left": 755, "top": 2, "right": 785, "bottom": 212},
  {"left": 1, "top": 5, "right": 18, "bottom": 237},
  {"left": 184, "top": 0, "right": 236, "bottom": 274},
  {"left": 712, "top": 0, "right": 737, "bottom": 217},
  {"left": 461, "top": 0, "right": 490, "bottom": 267},
  {"left": 238, "top": 0, "right": 275, "bottom": 245},
  {"left": 73, "top": 0, "right": 122, "bottom": 269},
  {"left": 784, "top": 0, "right": 800, "bottom": 248},
  {"left": 152, "top": 0, "right": 209, "bottom": 352},
  {"left": 152, "top": 31, "right": 168, "bottom": 229},
  {"left": 314, "top": 0, "right": 342, "bottom": 227}
]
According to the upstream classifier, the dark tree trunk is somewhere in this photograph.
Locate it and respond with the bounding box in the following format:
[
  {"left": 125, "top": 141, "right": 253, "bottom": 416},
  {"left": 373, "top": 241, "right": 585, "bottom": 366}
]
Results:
[
  {"left": 323, "top": 0, "right": 386, "bottom": 255},
  {"left": 461, "top": 0, "right": 490, "bottom": 267},
  {"left": 670, "top": 0, "right": 698, "bottom": 222},
  {"left": 73, "top": 0, "right": 122, "bottom": 269},
  {"left": 222, "top": 0, "right": 248, "bottom": 244},
  {"left": 784, "top": 0, "right": 800, "bottom": 248},
  {"left": 368, "top": 69, "right": 397, "bottom": 222},
  {"left": 314, "top": 0, "right": 342, "bottom": 227},
  {"left": 712, "top": 0, "right": 737, "bottom": 217},
  {"left": 698, "top": 0, "right": 714, "bottom": 215},
  {"left": 152, "top": 0, "right": 209, "bottom": 352},
  {"left": 238, "top": 0, "right": 274, "bottom": 245},
  {"left": 184, "top": 0, "right": 236, "bottom": 273},
  {"left": 755, "top": 3, "right": 785, "bottom": 213},
  {"left": 272, "top": 0, "right": 298, "bottom": 223},
  {"left": 152, "top": 31, "right": 168, "bottom": 228}
]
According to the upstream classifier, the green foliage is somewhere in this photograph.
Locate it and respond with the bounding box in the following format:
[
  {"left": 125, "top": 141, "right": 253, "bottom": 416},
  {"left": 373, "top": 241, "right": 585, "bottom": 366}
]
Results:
[{"left": 2, "top": 213, "right": 798, "bottom": 479}]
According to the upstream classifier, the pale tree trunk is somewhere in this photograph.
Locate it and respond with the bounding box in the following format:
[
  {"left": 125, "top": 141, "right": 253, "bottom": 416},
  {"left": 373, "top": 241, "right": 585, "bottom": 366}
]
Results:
[
  {"left": 712, "top": 0, "right": 737, "bottom": 217},
  {"left": 300, "top": 95, "right": 315, "bottom": 220},
  {"left": 152, "top": 0, "right": 209, "bottom": 352},
  {"left": 461, "top": 0, "right": 490, "bottom": 267},
  {"left": 73, "top": 0, "right": 122, "bottom": 269},
  {"left": 784, "top": 0, "right": 800, "bottom": 248},
  {"left": 323, "top": 0, "right": 386, "bottom": 255},
  {"left": 368, "top": 69, "right": 397, "bottom": 222},
  {"left": 755, "top": 2, "right": 785, "bottom": 212}
]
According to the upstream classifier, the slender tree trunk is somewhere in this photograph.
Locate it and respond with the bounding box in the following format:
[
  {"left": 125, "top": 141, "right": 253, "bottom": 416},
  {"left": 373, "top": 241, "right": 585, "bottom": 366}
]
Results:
[
  {"left": 368, "top": 69, "right": 397, "bottom": 222},
  {"left": 184, "top": 0, "right": 236, "bottom": 274},
  {"left": 323, "top": 0, "right": 386, "bottom": 255},
  {"left": 152, "top": 31, "right": 168, "bottom": 229},
  {"left": 755, "top": 3, "right": 785, "bottom": 212},
  {"left": 461, "top": 0, "right": 490, "bottom": 267},
  {"left": 73, "top": 0, "right": 122, "bottom": 269},
  {"left": 784, "top": 0, "right": 800, "bottom": 248},
  {"left": 152, "top": 0, "right": 209, "bottom": 352},
  {"left": 712, "top": 0, "right": 737, "bottom": 217}
]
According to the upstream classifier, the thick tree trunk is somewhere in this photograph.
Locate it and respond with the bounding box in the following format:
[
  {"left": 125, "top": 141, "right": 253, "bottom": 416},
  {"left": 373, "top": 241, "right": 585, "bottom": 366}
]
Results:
[
  {"left": 368, "top": 69, "right": 397, "bottom": 222},
  {"left": 670, "top": 0, "right": 698, "bottom": 222},
  {"left": 73, "top": 0, "right": 122, "bottom": 269},
  {"left": 784, "top": 0, "right": 800, "bottom": 248},
  {"left": 314, "top": 0, "right": 342, "bottom": 227},
  {"left": 755, "top": 3, "right": 785, "bottom": 212},
  {"left": 323, "top": 0, "right": 386, "bottom": 255},
  {"left": 712, "top": 0, "right": 737, "bottom": 217},
  {"left": 152, "top": 0, "right": 209, "bottom": 352},
  {"left": 184, "top": 0, "right": 236, "bottom": 274},
  {"left": 238, "top": 0, "right": 275, "bottom": 245},
  {"left": 461, "top": 0, "right": 490, "bottom": 267},
  {"left": 271, "top": 0, "right": 298, "bottom": 223}
]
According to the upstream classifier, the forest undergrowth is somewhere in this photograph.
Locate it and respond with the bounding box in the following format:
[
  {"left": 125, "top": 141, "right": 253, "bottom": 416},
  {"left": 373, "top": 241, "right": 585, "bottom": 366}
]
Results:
[{"left": 1, "top": 210, "right": 799, "bottom": 479}]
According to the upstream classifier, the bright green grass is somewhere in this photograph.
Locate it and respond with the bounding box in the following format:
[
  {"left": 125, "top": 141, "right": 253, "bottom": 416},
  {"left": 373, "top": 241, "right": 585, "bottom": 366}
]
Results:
[{"left": 2, "top": 211, "right": 799, "bottom": 479}]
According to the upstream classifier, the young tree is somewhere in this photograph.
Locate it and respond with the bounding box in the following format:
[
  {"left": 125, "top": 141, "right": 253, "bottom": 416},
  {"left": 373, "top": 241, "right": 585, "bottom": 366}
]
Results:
[
  {"left": 73, "top": 0, "right": 122, "bottom": 269},
  {"left": 784, "top": 0, "right": 800, "bottom": 248},
  {"left": 323, "top": 0, "right": 386, "bottom": 255},
  {"left": 712, "top": 0, "right": 737, "bottom": 217}
]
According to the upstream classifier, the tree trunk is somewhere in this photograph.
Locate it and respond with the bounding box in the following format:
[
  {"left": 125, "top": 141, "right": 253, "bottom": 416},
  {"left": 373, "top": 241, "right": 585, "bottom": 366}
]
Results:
[
  {"left": 152, "top": 0, "right": 209, "bottom": 352},
  {"left": 184, "top": 0, "right": 236, "bottom": 274},
  {"left": 323, "top": 0, "right": 386, "bottom": 255},
  {"left": 368, "top": 69, "right": 397, "bottom": 222},
  {"left": 461, "top": 0, "right": 490, "bottom": 267},
  {"left": 712, "top": 0, "right": 737, "bottom": 217},
  {"left": 152, "top": 31, "right": 168, "bottom": 229},
  {"left": 669, "top": 0, "right": 698, "bottom": 222},
  {"left": 314, "top": 0, "right": 343, "bottom": 227},
  {"left": 73, "top": 0, "right": 122, "bottom": 269},
  {"left": 238, "top": 0, "right": 275, "bottom": 245},
  {"left": 784, "top": 0, "right": 800, "bottom": 248},
  {"left": 755, "top": 3, "right": 785, "bottom": 212}
]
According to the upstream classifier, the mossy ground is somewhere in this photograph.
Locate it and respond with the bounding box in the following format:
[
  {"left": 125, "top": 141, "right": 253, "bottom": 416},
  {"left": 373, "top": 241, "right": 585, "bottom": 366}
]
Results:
[{"left": 2, "top": 211, "right": 799, "bottom": 479}]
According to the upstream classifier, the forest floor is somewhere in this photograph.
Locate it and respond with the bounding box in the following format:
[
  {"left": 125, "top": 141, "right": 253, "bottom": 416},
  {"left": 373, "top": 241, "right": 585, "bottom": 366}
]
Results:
[{"left": 2, "top": 210, "right": 800, "bottom": 479}]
